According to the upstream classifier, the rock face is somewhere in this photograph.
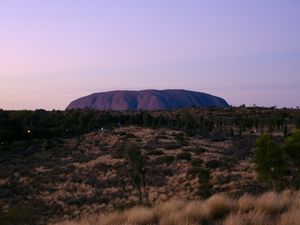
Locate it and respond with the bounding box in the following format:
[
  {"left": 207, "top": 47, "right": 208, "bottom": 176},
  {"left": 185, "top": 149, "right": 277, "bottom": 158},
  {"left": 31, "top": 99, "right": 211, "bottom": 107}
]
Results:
[{"left": 66, "top": 89, "right": 229, "bottom": 110}]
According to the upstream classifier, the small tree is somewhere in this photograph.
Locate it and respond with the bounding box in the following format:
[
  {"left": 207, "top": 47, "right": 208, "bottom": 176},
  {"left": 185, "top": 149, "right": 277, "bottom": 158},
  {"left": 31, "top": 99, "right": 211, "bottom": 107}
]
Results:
[
  {"left": 198, "top": 168, "right": 212, "bottom": 198},
  {"left": 254, "top": 134, "right": 286, "bottom": 190},
  {"left": 295, "top": 115, "right": 300, "bottom": 129},
  {"left": 124, "top": 144, "right": 147, "bottom": 202},
  {"left": 282, "top": 130, "right": 300, "bottom": 188}
]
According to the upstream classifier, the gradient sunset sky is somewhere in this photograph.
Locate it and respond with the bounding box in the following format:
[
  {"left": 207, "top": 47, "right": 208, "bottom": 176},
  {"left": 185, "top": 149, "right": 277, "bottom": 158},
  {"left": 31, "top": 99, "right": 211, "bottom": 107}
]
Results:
[{"left": 1, "top": 0, "right": 299, "bottom": 110}]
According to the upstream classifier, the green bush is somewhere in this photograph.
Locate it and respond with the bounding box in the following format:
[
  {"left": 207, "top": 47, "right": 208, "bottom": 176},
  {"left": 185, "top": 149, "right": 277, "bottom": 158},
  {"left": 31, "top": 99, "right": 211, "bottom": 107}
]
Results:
[
  {"left": 0, "top": 207, "right": 35, "bottom": 225},
  {"left": 191, "top": 158, "right": 203, "bottom": 167},
  {"left": 154, "top": 155, "right": 175, "bottom": 164},
  {"left": 198, "top": 168, "right": 212, "bottom": 198},
  {"left": 191, "top": 147, "right": 207, "bottom": 155},
  {"left": 163, "top": 143, "right": 182, "bottom": 150},
  {"left": 282, "top": 130, "right": 300, "bottom": 188},
  {"left": 175, "top": 133, "right": 185, "bottom": 143},
  {"left": 176, "top": 152, "right": 192, "bottom": 161},
  {"left": 206, "top": 160, "right": 222, "bottom": 169},
  {"left": 146, "top": 149, "right": 164, "bottom": 156},
  {"left": 254, "top": 132, "right": 300, "bottom": 190}
]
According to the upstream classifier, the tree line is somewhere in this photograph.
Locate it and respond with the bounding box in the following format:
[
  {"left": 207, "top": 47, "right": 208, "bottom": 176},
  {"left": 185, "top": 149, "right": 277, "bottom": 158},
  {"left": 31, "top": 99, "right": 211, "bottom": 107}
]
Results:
[{"left": 1, "top": 107, "right": 300, "bottom": 151}]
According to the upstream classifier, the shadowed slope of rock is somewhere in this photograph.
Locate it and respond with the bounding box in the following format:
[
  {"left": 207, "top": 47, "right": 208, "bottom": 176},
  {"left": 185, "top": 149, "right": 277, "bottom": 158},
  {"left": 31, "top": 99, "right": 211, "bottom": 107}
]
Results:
[{"left": 66, "top": 89, "right": 229, "bottom": 110}]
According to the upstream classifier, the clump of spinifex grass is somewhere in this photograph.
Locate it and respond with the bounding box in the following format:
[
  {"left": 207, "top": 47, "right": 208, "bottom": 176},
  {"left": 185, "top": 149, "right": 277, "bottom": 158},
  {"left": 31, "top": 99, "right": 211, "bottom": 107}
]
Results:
[{"left": 51, "top": 190, "right": 300, "bottom": 225}]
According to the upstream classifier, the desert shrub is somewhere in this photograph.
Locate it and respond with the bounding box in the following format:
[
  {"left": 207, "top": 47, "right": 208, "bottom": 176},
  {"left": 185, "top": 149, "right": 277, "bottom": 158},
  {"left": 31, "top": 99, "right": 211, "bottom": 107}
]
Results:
[
  {"left": 180, "top": 201, "right": 210, "bottom": 224},
  {"left": 94, "top": 163, "right": 111, "bottom": 172},
  {"left": 136, "top": 138, "right": 143, "bottom": 143},
  {"left": 154, "top": 155, "right": 175, "bottom": 164},
  {"left": 237, "top": 194, "right": 257, "bottom": 212},
  {"left": 198, "top": 168, "right": 212, "bottom": 198},
  {"left": 255, "top": 131, "right": 300, "bottom": 190},
  {"left": 111, "top": 142, "right": 128, "bottom": 159},
  {"left": 162, "top": 168, "right": 174, "bottom": 176},
  {"left": 255, "top": 134, "right": 286, "bottom": 190},
  {"left": 113, "top": 201, "right": 151, "bottom": 212},
  {"left": 145, "top": 140, "right": 159, "bottom": 151},
  {"left": 174, "top": 133, "right": 185, "bottom": 143},
  {"left": 224, "top": 210, "right": 268, "bottom": 225},
  {"left": 126, "top": 133, "right": 136, "bottom": 139},
  {"left": 85, "top": 177, "right": 102, "bottom": 188},
  {"left": 206, "top": 160, "right": 222, "bottom": 169},
  {"left": 210, "top": 135, "right": 226, "bottom": 142},
  {"left": 0, "top": 207, "right": 35, "bottom": 225},
  {"left": 10, "top": 140, "right": 30, "bottom": 152},
  {"left": 190, "top": 147, "right": 207, "bottom": 155},
  {"left": 116, "top": 131, "right": 127, "bottom": 136},
  {"left": 176, "top": 152, "right": 192, "bottom": 161},
  {"left": 146, "top": 149, "right": 164, "bottom": 156},
  {"left": 277, "top": 207, "right": 300, "bottom": 225},
  {"left": 67, "top": 197, "right": 90, "bottom": 207},
  {"left": 123, "top": 206, "right": 156, "bottom": 225},
  {"left": 163, "top": 143, "right": 182, "bottom": 150},
  {"left": 77, "top": 154, "right": 95, "bottom": 163},
  {"left": 159, "top": 213, "right": 181, "bottom": 225},
  {"left": 186, "top": 129, "right": 197, "bottom": 137},
  {"left": 245, "top": 210, "right": 269, "bottom": 225},
  {"left": 154, "top": 199, "right": 185, "bottom": 218},
  {"left": 191, "top": 158, "right": 203, "bottom": 167},
  {"left": 159, "top": 204, "right": 208, "bottom": 225},
  {"left": 223, "top": 213, "right": 244, "bottom": 225},
  {"left": 204, "top": 194, "right": 236, "bottom": 219},
  {"left": 255, "top": 192, "right": 288, "bottom": 215},
  {"left": 0, "top": 142, "right": 10, "bottom": 152},
  {"left": 157, "top": 135, "right": 168, "bottom": 140},
  {"left": 125, "top": 143, "right": 147, "bottom": 202},
  {"left": 49, "top": 190, "right": 300, "bottom": 225},
  {"left": 187, "top": 167, "right": 199, "bottom": 177},
  {"left": 99, "top": 206, "right": 156, "bottom": 225},
  {"left": 99, "top": 212, "right": 125, "bottom": 225},
  {"left": 282, "top": 130, "right": 300, "bottom": 188}
]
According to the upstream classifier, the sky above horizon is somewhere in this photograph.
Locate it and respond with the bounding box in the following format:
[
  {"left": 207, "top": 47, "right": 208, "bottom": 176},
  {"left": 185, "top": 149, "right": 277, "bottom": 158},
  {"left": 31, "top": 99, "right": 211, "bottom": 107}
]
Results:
[{"left": 1, "top": 0, "right": 300, "bottom": 110}]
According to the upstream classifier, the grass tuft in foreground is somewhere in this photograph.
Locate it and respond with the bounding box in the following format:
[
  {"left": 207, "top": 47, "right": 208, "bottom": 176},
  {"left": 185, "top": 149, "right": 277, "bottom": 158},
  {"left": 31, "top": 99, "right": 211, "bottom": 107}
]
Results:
[{"left": 51, "top": 191, "right": 300, "bottom": 225}]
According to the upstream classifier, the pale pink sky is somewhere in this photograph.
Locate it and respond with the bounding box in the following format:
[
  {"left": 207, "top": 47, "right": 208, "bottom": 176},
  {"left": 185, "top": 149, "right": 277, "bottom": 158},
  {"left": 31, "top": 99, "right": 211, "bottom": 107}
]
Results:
[{"left": 0, "top": 0, "right": 300, "bottom": 109}]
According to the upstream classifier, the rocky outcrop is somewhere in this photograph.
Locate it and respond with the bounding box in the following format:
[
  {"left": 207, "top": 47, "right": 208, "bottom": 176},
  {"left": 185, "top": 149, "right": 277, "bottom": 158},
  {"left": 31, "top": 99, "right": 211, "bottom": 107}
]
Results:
[{"left": 66, "top": 89, "right": 229, "bottom": 110}]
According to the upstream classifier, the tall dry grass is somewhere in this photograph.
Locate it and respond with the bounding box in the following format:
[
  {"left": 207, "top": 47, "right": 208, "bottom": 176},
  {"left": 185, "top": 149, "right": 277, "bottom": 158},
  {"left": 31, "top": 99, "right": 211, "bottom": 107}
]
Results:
[
  {"left": 223, "top": 210, "right": 269, "bottom": 225},
  {"left": 255, "top": 192, "right": 288, "bottom": 214},
  {"left": 50, "top": 190, "right": 300, "bottom": 225},
  {"left": 203, "top": 194, "right": 235, "bottom": 219}
]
